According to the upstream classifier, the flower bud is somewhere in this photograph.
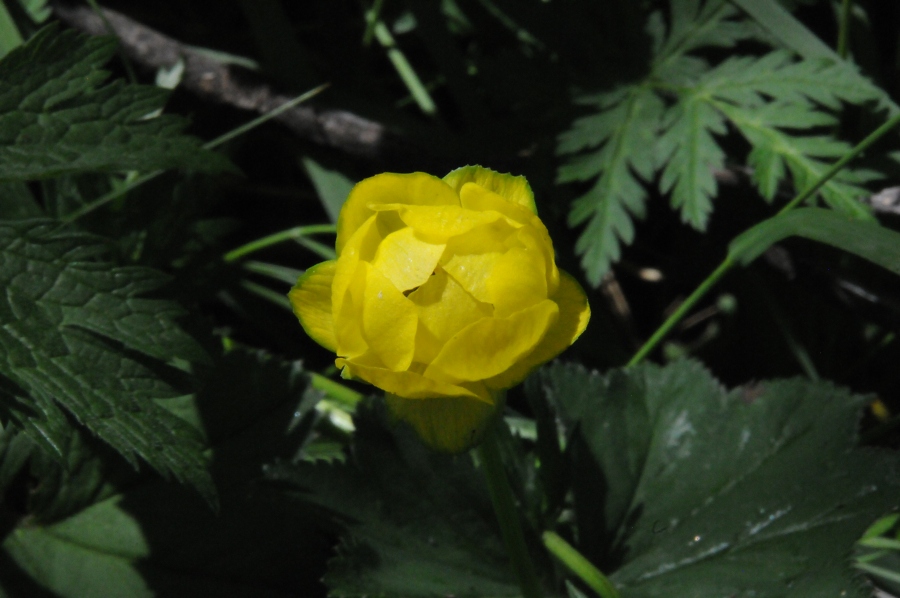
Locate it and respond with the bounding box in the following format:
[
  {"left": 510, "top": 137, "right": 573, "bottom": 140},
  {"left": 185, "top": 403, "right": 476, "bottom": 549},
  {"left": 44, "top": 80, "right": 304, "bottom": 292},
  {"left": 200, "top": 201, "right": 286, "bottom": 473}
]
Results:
[{"left": 290, "top": 166, "right": 590, "bottom": 452}]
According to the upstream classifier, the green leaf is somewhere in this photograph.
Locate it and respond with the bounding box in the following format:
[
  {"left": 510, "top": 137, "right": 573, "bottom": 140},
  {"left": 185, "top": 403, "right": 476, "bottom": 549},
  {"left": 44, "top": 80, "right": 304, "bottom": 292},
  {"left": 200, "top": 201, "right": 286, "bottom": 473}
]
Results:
[
  {"left": 301, "top": 157, "right": 354, "bottom": 224},
  {"left": 0, "top": 220, "right": 214, "bottom": 504},
  {"left": 728, "top": 207, "right": 900, "bottom": 273},
  {"left": 1, "top": 348, "right": 326, "bottom": 597},
  {"left": 557, "top": 86, "right": 664, "bottom": 286},
  {"left": 538, "top": 360, "right": 900, "bottom": 597},
  {"left": 728, "top": 0, "right": 838, "bottom": 60},
  {"left": 269, "top": 402, "right": 521, "bottom": 597},
  {"left": 0, "top": 25, "right": 232, "bottom": 182},
  {"left": 656, "top": 94, "right": 726, "bottom": 229}
]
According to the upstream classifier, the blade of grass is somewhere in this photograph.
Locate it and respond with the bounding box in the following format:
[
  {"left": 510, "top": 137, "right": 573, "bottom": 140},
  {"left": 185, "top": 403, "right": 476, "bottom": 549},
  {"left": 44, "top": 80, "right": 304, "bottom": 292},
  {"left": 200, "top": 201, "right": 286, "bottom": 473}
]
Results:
[
  {"left": 224, "top": 224, "right": 337, "bottom": 262},
  {"left": 242, "top": 261, "right": 304, "bottom": 285},
  {"left": 62, "top": 84, "right": 329, "bottom": 224},
  {"left": 372, "top": 20, "right": 437, "bottom": 115},
  {"left": 240, "top": 280, "right": 292, "bottom": 310},
  {"left": 543, "top": 531, "right": 620, "bottom": 598},
  {"left": 728, "top": 0, "right": 838, "bottom": 60},
  {"left": 0, "top": 1, "right": 23, "bottom": 59},
  {"left": 855, "top": 561, "right": 900, "bottom": 585}
]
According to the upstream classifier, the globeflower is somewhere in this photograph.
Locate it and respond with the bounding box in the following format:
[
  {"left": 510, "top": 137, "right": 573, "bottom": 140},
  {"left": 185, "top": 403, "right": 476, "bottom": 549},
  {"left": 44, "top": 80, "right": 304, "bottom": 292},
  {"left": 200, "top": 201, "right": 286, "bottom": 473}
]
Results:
[{"left": 290, "top": 166, "right": 590, "bottom": 452}]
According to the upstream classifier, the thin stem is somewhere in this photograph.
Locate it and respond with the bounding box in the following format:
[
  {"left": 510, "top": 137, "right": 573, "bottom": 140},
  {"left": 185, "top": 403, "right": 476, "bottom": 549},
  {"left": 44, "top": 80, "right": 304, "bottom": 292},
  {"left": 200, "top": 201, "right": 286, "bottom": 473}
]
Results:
[
  {"left": 778, "top": 110, "right": 900, "bottom": 216},
  {"left": 628, "top": 111, "right": 900, "bottom": 366},
  {"left": 362, "top": 0, "right": 385, "bottom": 47},
  {"left": 476, "top": 423, "right": 543, "bottom": 598},
  {"left": 542, "top": 531, "right": 620, "bottom": 598},
  {"left": 837, "top": 0, "right": 852, "bottom": 59},
  {"left": 61, "top": 85, "right": 329, "bottom": 224},
  {"left": 628, "top": 259, "right": 733, "bottom": 366},
  {"left": 224, "top": 224, "right": 337, "bottom": 262},
  {"left": 86, "top": 0, "right": 137, "bottom": 84}
]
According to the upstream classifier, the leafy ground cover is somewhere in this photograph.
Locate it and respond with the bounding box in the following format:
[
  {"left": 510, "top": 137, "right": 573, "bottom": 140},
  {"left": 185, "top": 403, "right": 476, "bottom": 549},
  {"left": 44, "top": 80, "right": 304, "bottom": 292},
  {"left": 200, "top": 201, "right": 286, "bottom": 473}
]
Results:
[{"left": 2, "top": 0, "right": 900, "bottom": 596}]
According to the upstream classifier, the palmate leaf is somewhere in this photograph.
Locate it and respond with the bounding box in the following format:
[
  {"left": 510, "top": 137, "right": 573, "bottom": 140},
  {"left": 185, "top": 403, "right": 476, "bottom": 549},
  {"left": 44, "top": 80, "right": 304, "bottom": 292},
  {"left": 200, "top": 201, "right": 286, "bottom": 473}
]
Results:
[
  {"left": 268, "top": 402, "right": 520, "bottom": 598},
  {"left": 541, "top": 360, "right": 900, "bottom": 597},
  {"left": 0, "top": 220, "right": 214, "bottom": 504},
  {"left": 0, "top": 24, "right": 232, "bottom": 181}
]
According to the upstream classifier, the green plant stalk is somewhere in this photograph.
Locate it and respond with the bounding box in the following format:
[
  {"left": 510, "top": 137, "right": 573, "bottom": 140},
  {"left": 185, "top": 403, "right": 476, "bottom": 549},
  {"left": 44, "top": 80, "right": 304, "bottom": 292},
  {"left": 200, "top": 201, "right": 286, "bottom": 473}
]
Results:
[
  {"left": 542, "top": 531, "right": 620, "bottom": 598},
  {"left": 372, "top": 21, "right": 437, "bottom": 115},
  {"left": 224, "top": 224, "right": 337, "bottom": 262},
  {"left": 362, "top": 0, "right": 385, "bottom": 47},
  {"left": 837, "top": 0, "right": 852, "bottom": 59},
  {"left": 476, "top": 423, "right": 543, "bottom": 598},
  {"left": 62, "top": 84, "right": 328, "bottom": 224},
  {"left": 628, "top": 110, "right": 900, "bottom": 367}
]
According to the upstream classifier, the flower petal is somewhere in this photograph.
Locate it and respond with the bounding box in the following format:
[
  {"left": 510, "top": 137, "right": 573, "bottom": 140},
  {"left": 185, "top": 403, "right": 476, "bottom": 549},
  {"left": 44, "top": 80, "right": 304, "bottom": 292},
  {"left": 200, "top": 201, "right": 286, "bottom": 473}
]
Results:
[
  {"left": 425, "top": 299, "right": 559, "bottom": 383},
  {"left": 385, "top": 392, "right": 501, "bottom": 454},
  {"left": 487, "top": 246, "right": 547, "bottom": 318},
  {"left": 371, "top": 227, "right": 445, "bottom": 292},
  {"left": 337, "top": 358, "right": 492, "bottom": 402},
  {"left": 336, "top": 172, "right": 458, "bottom": 255},
  {"left": 485, "top": 269, "right": 590, "bottom": 390},
  {"left": 408, "top": 268, "right": 493, "bottom": 342},
  {"left": 334, "top": 260, "right": 368, "bottom": 359},
  {"left": 444, "top": 165, "right": 538, "bottom": 215},
  {"left": 387, "top": 204, "right": 507, "bottom": 241},
  {"left": 288, "top": 260, "right": 338, "bottom": 352},
  {"left": 362, "top": 262, "right": 418, "bottom": 371},
  {"left": 459, "top": 181, "right": 542, "bottom": 228},
  {"left": 440, "top": 220, "right": 516, "bottom": 303}
]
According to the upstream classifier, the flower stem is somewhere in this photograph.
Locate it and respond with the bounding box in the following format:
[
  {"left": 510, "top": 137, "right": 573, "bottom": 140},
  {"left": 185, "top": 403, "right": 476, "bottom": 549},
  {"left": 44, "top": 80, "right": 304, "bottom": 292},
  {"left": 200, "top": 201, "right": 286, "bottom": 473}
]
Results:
[
  {"left": 223, "top": 224, "right": 337, "bottom": 262},
  {"left": 476, "top": 423, "right": 543, "bottom": 598},
  {"left": 628, "top": 110, "right": 900, "bottom": 367},
  {"left": 542, "top": 531, "right": 620, "bottom": 598}
]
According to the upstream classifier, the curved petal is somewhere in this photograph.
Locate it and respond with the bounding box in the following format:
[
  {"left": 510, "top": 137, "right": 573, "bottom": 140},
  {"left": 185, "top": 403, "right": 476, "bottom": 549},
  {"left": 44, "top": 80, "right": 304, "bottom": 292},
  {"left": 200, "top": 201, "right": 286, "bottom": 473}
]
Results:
[
  {"left": 385, "top": 392, "right": 501, "bottom": 454},
  {"left": 487, "top": 246, "right": 547, "bottom": 318},
  {"left": 425, "top": 299, "right": 559, "bottom": 383},
  {"left": 288, "top": 260, "right": 337, "bottom": 352},
  {"left": 388, "top": 204, "right": 506, "bottom": 242},
  {"left": 371, "top": 226, "right": 445, "bottom": 292},
  {"left": 362, "top": 262, "right": 418, "bottom": 371},
  {"left": 408, "top": 268, "right": 493, "bottom": 342},
  {"left": 459, "top": 181, "right": 545, "bottom": 230},
  {"left": 443, "top": 165, "right": 538, "bottom": 215},
  {"left": 485, "top": 269, "right": 590, "bottom": 390},
  {"left": 336, "top": 172, "right": 458, "bottom": 255},
  {"left": 337, "top": 358, "right": 492, "bottom": 403},
  {"left": 334, "top": 260, "right": 368, "bottom": 359}
]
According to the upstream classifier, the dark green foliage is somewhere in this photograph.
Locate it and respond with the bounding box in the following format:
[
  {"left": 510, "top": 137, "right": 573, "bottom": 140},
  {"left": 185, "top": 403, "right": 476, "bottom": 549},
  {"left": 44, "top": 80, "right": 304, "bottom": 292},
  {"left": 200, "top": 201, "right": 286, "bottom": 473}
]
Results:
[
  {"left": 269, "top": 401, "right": 521, "bottom": 597},
  {"left": 0, "top": 220, "right": 214, "bottom": 504},
  {"left": 557, "top": 0, "right": 890, "bottom": 285},
  {"left": 0, "top": 25, "right": 231, "bottom": 181}
]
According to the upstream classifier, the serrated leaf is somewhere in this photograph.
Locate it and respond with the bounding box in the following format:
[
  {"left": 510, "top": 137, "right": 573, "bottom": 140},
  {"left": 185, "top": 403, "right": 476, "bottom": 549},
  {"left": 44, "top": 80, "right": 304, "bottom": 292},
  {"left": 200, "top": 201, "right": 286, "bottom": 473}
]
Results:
[
  {"left": 0, "top": 220, "right": 214, "bottom": 504},
  {"left": 1, "top": 348, "right": 324, "bottom": 597},
  {"left": 657, "top": 95, "right": 727, "bottom": 229},
  {"left": 557, "top": 86, "right": 664, "bottom": 286},
  {"left": 269, "top": 402, "right": 520, "bottom": 597},
  {"left": 657, "top": 0, "right": 761, "bottom": 59},
  {"left": 0, "top": 25, "right": 232, "bottom": 182},
  {"left": 718, "top": 102, "right": 875, "bottom": 218},
  {"left": 538, "top": 360, "right": 900, "bottom": 597}
]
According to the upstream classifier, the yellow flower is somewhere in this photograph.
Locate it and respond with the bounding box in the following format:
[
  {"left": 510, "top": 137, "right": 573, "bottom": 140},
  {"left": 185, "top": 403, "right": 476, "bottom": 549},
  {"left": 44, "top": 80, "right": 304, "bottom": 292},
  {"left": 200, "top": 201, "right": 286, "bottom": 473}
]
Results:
[{"left": 290, "top": 166, "right": 590, "bottom": 452}]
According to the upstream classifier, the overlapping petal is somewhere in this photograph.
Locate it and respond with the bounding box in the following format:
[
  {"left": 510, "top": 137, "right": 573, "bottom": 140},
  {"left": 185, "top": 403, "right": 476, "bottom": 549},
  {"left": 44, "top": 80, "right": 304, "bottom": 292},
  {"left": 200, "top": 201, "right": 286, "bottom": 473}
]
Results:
[{"left": 293, "top": 166, "right": 590, "bottom": 453}]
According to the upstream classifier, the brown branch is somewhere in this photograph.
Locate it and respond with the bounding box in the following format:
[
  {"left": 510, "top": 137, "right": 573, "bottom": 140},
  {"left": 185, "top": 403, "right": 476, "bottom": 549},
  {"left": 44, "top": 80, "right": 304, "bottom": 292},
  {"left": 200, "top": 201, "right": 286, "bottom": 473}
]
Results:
[{"left": 50, "top": 0, "right": 414, "bottom": 164}]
